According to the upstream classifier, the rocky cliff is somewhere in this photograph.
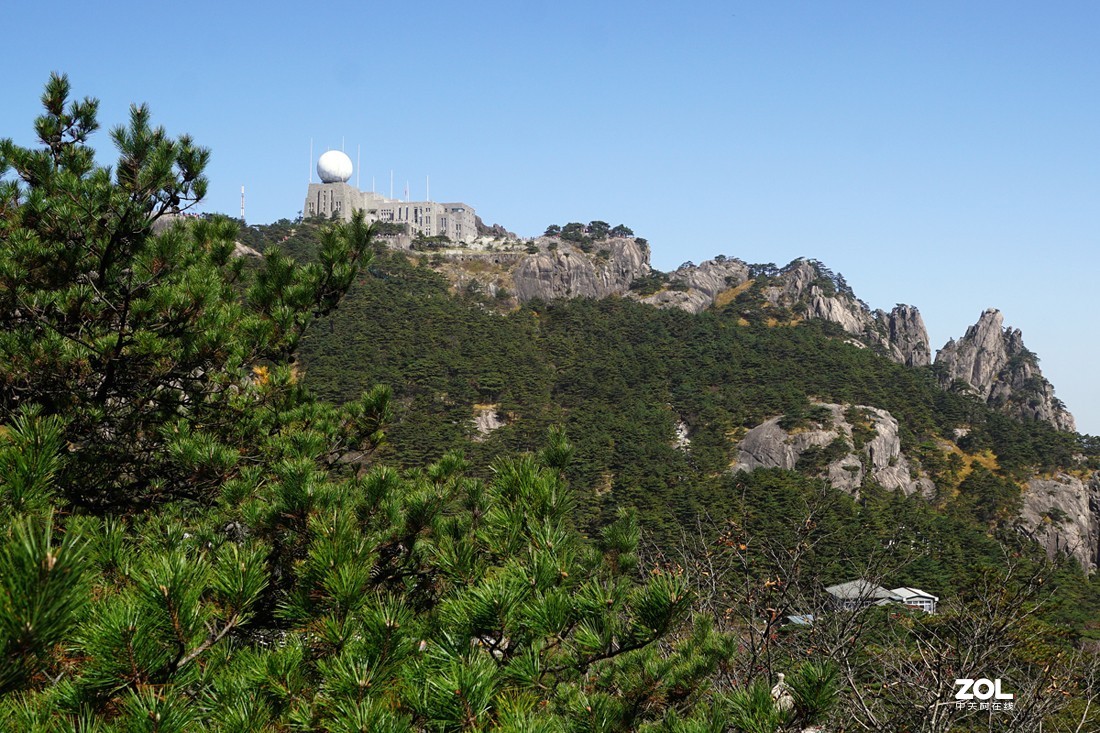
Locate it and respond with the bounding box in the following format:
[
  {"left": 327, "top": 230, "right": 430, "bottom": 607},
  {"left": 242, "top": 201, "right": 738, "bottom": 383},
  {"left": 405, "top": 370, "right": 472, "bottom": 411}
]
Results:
[
  {"left": 758, "top": 260, "right": 932, "bottom": 367},
  {"left": 728, "top": 399, "right": 1098, "bottom": 570},
  {"left": 731, "top": 402, "right": 934, "bottom": 498},
  {"left": 512, "top": 251, "right": 934, "bottom": 368},
  {"left": 887, "top": 305, "right": 932, "bottom": 368},
  {"left": 636, "top": 257, "right": 750, "bottom": 314},
  {"left": 510, "top": 238, "right": 651, "bottom": 301},
  {"left": 1019, "top": 473, "right": 1100, "bottom": 571},
  {"left": 935, "top": 309, "right": 1075, "bottom": 431}
]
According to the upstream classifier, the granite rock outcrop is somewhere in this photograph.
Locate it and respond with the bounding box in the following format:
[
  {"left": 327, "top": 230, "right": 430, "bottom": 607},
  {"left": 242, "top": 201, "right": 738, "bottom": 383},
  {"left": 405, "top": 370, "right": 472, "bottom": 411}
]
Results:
[
  {"left": 935, "top": 309, "right": 1075, "bottom": 431},
  {"left": 637, "top": 257, "right": 751, "bottom": 314},
  {"left": 510, "top": 238, "right": 650, "bottom": 302},
  {"left": 731, "top": 402, "right": 933, "bottom": 497},
  {"left": 759, "top": 260, "right": 931, "bottom": 367},
  {"left": 1019, "top": 473, "right": 1100, "bottom": 571}
]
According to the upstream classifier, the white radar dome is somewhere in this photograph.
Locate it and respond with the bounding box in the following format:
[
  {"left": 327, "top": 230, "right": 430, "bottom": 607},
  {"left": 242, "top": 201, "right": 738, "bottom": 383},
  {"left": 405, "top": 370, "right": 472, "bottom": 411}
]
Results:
[{"left": 317, "top": 150, "right": 353, "bottom": 183}]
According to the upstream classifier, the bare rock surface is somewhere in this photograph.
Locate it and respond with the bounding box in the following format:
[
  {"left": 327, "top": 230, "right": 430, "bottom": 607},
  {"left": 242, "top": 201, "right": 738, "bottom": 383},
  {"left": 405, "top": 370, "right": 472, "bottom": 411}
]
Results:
[
  {"left": 472, "top": 404, "right": 505, "bottom": 440},
  {"left": 637, "top": 257, "right": 751, "bottom": 314},
  {"left": 760, "top": 260, "right": 931, "bottom": 367},
  {"left": 732, "top": 402, "right": 933, "bottom": 497},
  {"left": 1019, "top": 473, "right": 1100, "bottom": 571},
  {"left": 887, "top": 305, "right": 932, "bottom": 367},
  {"left": 511, "top": 238, "right": 650, "bottom": 301},
  {"left": 935, "top": 309, "right": 1075, "bottom": 431}
]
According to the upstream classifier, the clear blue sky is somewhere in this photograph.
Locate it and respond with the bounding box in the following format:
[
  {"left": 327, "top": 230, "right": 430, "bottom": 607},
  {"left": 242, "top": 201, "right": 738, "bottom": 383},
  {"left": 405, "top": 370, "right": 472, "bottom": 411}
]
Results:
[{"left": 4, "top": 1, "right": 1098, "bottom": 434}]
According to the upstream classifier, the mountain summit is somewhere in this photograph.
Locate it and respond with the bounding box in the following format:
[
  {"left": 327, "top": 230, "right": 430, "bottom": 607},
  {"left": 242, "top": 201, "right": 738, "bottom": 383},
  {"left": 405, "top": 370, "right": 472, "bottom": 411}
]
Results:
[{"left": 936, "top": 308, "right": 1075, "bottom": 432}]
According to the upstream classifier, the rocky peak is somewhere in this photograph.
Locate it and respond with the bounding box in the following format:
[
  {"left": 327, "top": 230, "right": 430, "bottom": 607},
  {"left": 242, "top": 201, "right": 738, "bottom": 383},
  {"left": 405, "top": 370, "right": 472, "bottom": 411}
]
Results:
[
  {"left": 758, "top": 259, "right": 931, "bottom": 367},
  {"left": 887, "top": 305, "right": 932, "bottom": 367},
  {"left": 935, "top": 309, "right": 1075, "bottom": 431},
  {"left": 474, "top": 216, "right": 516, "bottom": 239},
  {"left": 636, "top": 257, "right": 750, "bottom": 314},
  {"left": 510, "top": 237, "right": 650, "bottom": 302}
]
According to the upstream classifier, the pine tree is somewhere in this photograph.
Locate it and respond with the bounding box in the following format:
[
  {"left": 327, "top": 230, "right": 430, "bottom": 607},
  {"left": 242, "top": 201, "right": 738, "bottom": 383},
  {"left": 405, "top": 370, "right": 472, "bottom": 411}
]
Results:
[
  {"left": 0, "top": 75, "right": 739, "bottom": 732},
  {"left": 0, "top": 72, "right": 374, "bottom": 510}
]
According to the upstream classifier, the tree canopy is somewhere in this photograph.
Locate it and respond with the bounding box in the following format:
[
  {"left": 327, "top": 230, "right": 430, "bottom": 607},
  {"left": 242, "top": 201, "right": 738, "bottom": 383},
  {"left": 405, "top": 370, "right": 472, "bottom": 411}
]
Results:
[
  {"left": 2, "top": 74, "right": 1099, "bottom": 732},
  {"left": 0, "top": 74, "right": 753, "bottom": 733}
]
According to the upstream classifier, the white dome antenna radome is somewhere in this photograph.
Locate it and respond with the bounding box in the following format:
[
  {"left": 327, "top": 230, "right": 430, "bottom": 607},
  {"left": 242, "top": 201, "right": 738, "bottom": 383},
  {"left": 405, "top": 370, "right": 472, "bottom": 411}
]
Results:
[{"left": 317, "top": 150, "right": 353, "bottom": 183}]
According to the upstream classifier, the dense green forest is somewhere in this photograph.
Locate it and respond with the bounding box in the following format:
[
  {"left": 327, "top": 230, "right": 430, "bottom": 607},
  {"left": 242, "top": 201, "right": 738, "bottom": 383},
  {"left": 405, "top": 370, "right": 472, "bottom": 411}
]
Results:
[
  {"left": 280, "top": 221, "right": 1091, "bottom": 568},
  {"left": 3, "top": 75, "right": 1100, "bottom": 731}
]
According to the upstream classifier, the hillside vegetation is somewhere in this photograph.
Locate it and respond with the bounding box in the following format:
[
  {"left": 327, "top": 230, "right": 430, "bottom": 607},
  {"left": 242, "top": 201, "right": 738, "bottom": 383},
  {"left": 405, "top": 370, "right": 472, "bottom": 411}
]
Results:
[{"left": 3, "top": 76, "right": 1100, "bottom": 731}]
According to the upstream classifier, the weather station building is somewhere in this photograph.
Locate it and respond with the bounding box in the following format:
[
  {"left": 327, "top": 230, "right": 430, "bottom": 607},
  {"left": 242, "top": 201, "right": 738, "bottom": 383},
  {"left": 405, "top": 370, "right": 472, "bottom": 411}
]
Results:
[{"left": 303, "top": 150, "right": 477, "bottom": 244}]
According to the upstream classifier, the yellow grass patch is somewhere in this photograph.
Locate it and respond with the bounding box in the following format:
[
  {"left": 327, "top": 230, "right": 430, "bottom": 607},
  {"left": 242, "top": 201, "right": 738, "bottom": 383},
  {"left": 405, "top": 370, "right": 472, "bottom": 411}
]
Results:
[
  {"left": 933, "top": 437, "right": 1002, "bottom": 489},
  {"left": 713, "top": 279, "right": 755, "bottom": 308}
]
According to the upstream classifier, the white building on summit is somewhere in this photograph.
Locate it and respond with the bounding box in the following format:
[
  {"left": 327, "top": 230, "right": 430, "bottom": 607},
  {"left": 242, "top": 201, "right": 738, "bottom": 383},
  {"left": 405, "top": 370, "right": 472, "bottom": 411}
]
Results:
[{"left": 303, "top": 150, "right": 477, "bottom": 244}]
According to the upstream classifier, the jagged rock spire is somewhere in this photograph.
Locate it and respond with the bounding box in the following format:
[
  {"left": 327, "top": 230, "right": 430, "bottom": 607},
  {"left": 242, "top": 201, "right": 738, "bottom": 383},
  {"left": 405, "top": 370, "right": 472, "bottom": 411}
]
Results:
[{"left": 935, "top": 308, "right": 1075, "bottom": 431}]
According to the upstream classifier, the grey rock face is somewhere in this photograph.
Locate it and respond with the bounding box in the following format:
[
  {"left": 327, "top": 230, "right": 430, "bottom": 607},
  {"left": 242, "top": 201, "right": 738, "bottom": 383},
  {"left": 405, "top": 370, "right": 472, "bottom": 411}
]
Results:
[
  {"left": 731, "top": 403, "right": 933, "bottom": 497},
  {"left": 635, "top": 257, "right": 749, "bottom": 314},
  {"left": 673, "top": 419, "right": 691, "bottom": 450},
  {"left": 511, "top": 238, "right": 650, "bottom": 301},
  {"left": 637, "top": 287, "right": 714, "bottom": 314},
  {"left": 759, "top": 260, "right": 931, "bottom": 367},
  {"left": 935, "top": 309, "right": 1075, "bottom": 431},
  {"left": 1019, "top": 473, "right": 1100, "bottom": 571},
  {"left": 460, "top": 250, "right": 930, "bottom": 367},
  {"left": 472, "top": 404, "right": 505, "bottom": 441},
  {"left": 232, "top": 241, "right": 263, "bottom": 258},
  {"left": 674, "top": 258, "right": 751, "bottom": 299},
  {"left": 887, "top": 305, "right": 932, "bottom": 367}
]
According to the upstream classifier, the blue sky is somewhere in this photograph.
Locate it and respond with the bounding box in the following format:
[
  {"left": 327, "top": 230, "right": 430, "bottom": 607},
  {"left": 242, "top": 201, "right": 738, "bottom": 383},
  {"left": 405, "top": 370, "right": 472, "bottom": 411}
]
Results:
[{"left": 4, "top": 1, "right": 1098, "bottom": 434}]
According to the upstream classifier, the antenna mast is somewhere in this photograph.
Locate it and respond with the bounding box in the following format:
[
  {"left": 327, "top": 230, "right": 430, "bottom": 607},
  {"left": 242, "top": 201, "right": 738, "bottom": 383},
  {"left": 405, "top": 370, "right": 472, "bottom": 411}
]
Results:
[
  {"left": 309, "top": 138, "right": 313, "bottom": 183},
  {"left": 357, "top": 144, "right": 361, "bottom": 189},
  {"left": 426, "top": 175, "right": 430, "bottom": 202},
  {"left": 240, "top": 186, "right": 245, "bottom": 221}
]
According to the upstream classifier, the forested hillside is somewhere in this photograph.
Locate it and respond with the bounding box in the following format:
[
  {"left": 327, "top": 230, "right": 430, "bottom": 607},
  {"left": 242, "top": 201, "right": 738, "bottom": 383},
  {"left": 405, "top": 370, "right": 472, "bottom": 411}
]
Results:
[
  {"left": 279, "top": 223, "right": 1090, "bottom": 550},
  {"left": 4, "top": 76, "right": 1100, "bottom": 732}
]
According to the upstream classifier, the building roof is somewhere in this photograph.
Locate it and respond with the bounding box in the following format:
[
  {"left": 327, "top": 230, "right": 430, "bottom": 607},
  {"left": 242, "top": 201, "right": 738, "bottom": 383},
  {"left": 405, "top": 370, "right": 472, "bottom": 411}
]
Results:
[
  {"left": 891, "top": 587, "right": 939, "bottom": 602},
  {"left": 825, "top": 579, "right": 902, "bottom": 602}
]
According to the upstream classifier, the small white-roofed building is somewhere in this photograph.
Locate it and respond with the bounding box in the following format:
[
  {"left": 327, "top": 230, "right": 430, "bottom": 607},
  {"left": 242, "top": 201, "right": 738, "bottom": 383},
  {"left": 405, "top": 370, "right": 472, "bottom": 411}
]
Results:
[
  {"left": 891, "top": 587, "right": 939, "bottom": 614},
  {"left": 825, "top": 580, "right": 903, "bottom": 611}
]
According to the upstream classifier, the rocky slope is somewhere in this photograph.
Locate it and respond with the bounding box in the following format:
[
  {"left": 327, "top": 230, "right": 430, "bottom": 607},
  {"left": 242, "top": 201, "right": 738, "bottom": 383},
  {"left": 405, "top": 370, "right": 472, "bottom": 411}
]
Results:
[
  {"left": 731, "top": 402, "right": 934, "bottom": 498},
  {"left": 442, "top": 243, "right": 932, "bottom": 368},
  {"left": 422, "top": 236, "right": 1096, "bottom": 569},
  {"left": 756, "top": 259, "right": 932, "bottom": 367},
  {"left": 935, "top": 308, "right": 1075, "bottom": 432},
  {"left": 511, "top": 238, "right": 650, "bottom": 301},
  {"left": 635, "top": 257, "right": 750, "bottom": 314},
  {"left": 728, "top": 401, "right": 1097, "bottom": 569},
  {"left": 1020, "top": 473, "right": 1100, "bottom": 571}
]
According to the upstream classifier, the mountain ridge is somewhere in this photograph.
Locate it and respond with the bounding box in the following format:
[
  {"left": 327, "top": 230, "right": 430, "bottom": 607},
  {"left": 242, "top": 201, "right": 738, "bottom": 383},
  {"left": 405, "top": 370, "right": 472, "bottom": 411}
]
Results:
[
  {"left": 402, "top": 229, "right": 1073, "bottom": 433},
  {"left": 242, "top": 218, "right": 1096, "bottom": 570}
]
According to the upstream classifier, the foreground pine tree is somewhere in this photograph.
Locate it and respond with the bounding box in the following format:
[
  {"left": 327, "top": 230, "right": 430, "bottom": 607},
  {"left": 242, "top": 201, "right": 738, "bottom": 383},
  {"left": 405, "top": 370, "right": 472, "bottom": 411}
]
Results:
[{"left": 0, "top": 75, "right": 774, "bottom": 732}]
